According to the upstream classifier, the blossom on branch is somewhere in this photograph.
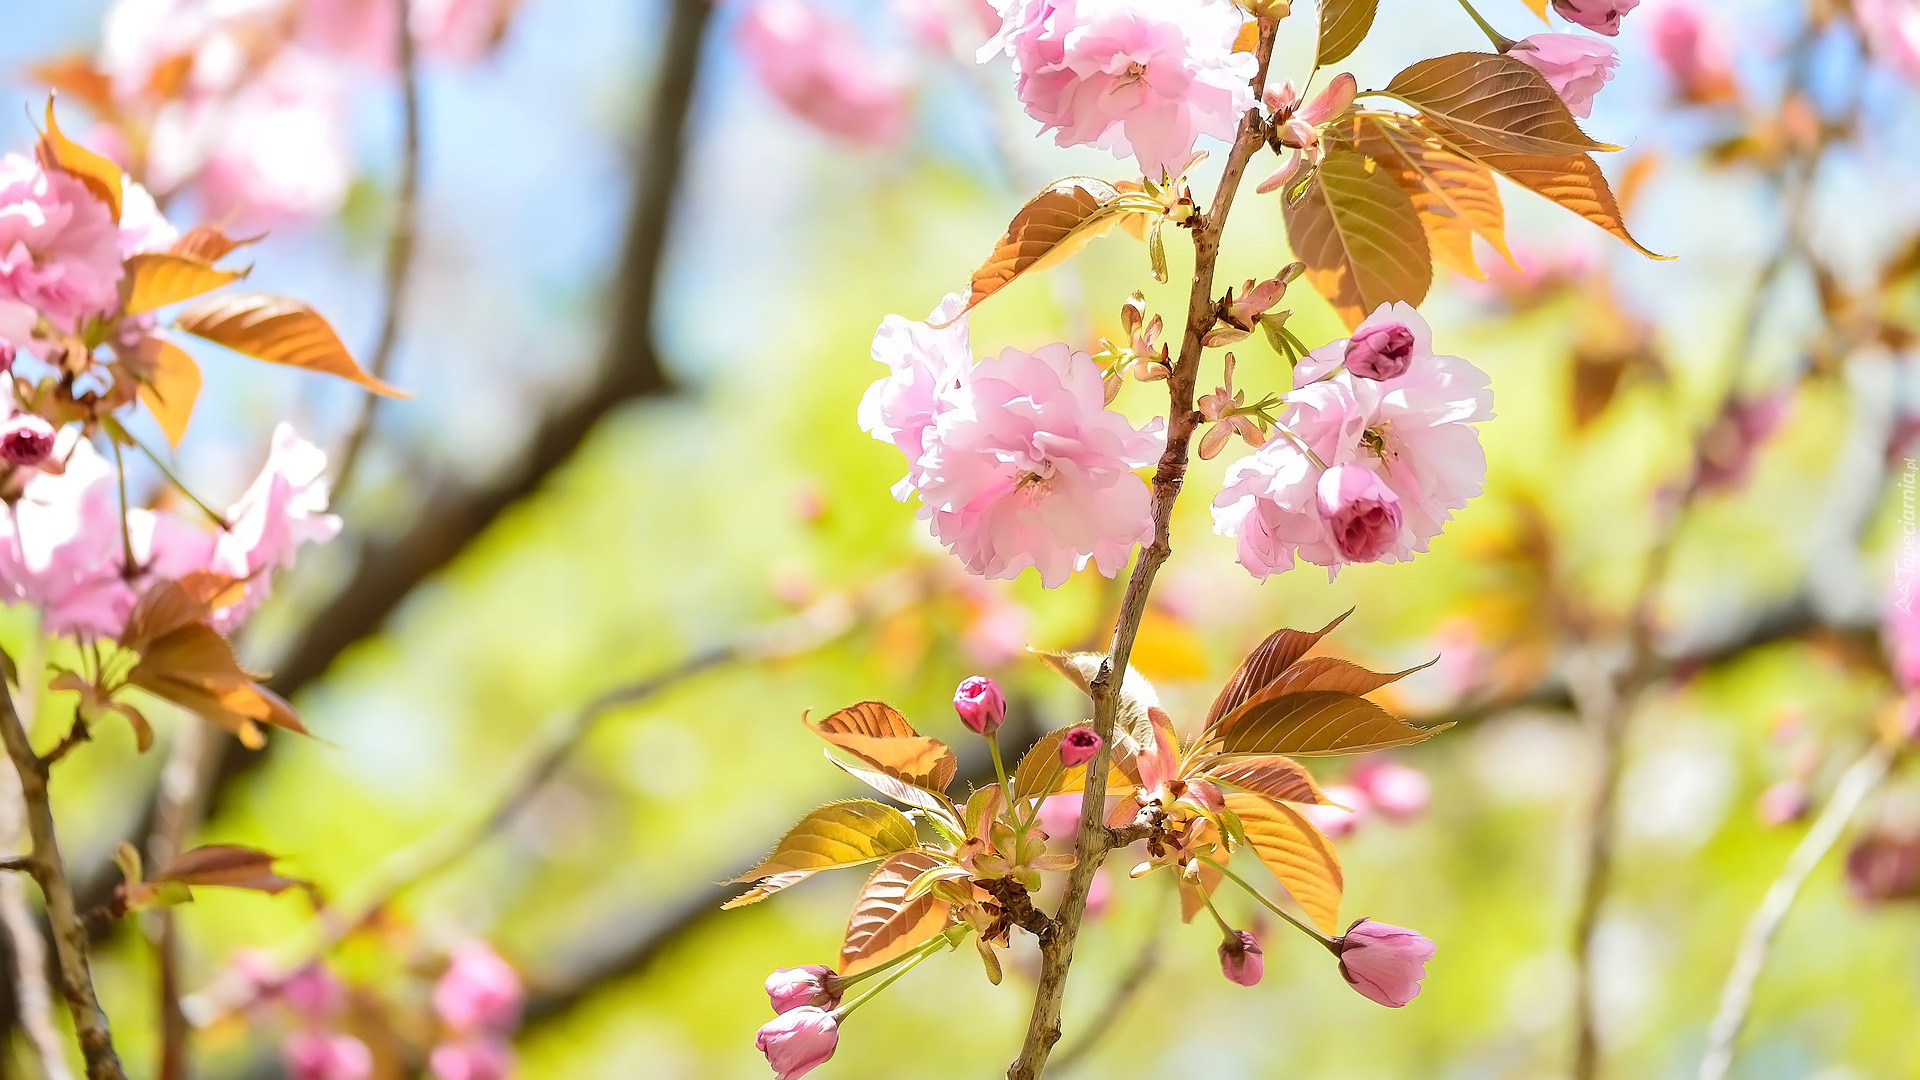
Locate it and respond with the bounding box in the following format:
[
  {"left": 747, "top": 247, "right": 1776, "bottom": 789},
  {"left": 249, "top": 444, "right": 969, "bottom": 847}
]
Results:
[
  {"left": 0, "top": 155, "right": 123, "bottom": 332},
  {"left": 1512, "top": 33, "right": 1618, "bottom": 120}
]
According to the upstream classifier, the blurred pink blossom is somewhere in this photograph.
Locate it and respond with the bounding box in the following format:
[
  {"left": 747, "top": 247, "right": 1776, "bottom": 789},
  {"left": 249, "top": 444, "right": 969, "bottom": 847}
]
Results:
[
  {"left": 1884, "top": 585, "right": 1920, "bottom": 691},
  {"left": 985, "top": 0, "right": 1255, "bottom": 177},
  {"left": 302, "top": 0, "right": 517, "bottom": 67},
  {"left": 428, "top": 1037, "right": 514, "bottom": 1080},
  {"left": 282, "top": 1032, "right": 372, "bottom": 1080},
  {"left": 434, "top": 940, "right": 523, "bottom": 1034},
  {"left": 196, "top": 54, "right": 353, "bottom": 226},
  {"left": 1551, "top": 0, "right": 1637, "bottom": 36},
  {"left": 1334, "top": 918, "right": 1436, "bottom": 1007},
  {"left": 737, "top": 0, "right": 912, "bottom": 144},
  {"left": 1350, "top": 760, "right": 1429, "bottom": 822},
  {"left": 1300, "top": 783, "right": 1369, "bottom": 838},
  {"left": 118, "top": 179, "right": 179, "bottom": 257},
  {"left": 280, "top": 963, "right": 346, "bottom": 1022},
  {"left": 1755, "top": 779, "right": 1808, "bottom": 827},
  {"left": 1, "top": 415, "right": 56, "bottom": 468},
  {"left": 1038, "top": 792, "right": 1082, "bottom": 839},
  {"left": 1856, "top": 0, "right": 1920, "bottom": 80},
  {"left": 0, "top": 155, "right": 124, "bottom": 330},
  {"left": 1648, "top": 3, "right": 1736, "bottom": 102},
  {"left": 210, "top": 423, "right": 343, "bottom": 628},
  {"left": 1512, "top": 33, "right": 1617, "bottom": 119}
]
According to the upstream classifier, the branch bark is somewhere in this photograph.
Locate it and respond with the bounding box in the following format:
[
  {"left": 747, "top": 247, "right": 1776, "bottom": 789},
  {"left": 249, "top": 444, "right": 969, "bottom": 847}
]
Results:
[
  {"left": 0, "top": 664, "right": 125, "bottom": 1080},
  {"left": 1003, "top": 21, "right": 1278, "bottom": 1080}
]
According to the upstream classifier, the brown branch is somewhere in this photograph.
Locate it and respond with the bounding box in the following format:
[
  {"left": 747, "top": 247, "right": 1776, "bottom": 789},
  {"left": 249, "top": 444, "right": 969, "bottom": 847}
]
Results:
[
  {"left": 1697, "top": 741, "right": 1896, "bottom": 1080},
  {"left": 0, "top": 675, "right": 73, "bottom": 1080},
  {"left": 331, "top": 0, "right": 424, "bottom": 497},
  {"left": 0, "top": 659, "right": 125, "bottom": 1080},
  {"left": 1004, "top": 21, "right": 1279, "bottom": 1080}
]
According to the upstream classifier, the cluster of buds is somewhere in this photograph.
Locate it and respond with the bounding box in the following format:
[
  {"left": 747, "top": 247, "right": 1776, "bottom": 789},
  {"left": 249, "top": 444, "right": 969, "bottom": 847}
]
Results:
[
  {"left": 1197, "top": 354, "right": 1284, "bottom": 460},
  {"left": 1095, "top": 292, "right": 1170, "bottom": 402},
  {"left": 1255, "top": 73, "right": 1359, "bottom": 195}
]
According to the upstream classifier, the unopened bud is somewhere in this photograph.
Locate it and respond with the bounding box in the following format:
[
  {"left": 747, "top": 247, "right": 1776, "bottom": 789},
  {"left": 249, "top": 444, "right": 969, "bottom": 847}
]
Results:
[
  {"left": 764, "top": 965, "right": 842, "bottom": 1014},
  {"left": 953, "top": 675, "right": 1006, "bottom": 736},
  {"left": 1059, "top": 726, "right": 1101, "bottom": 767},
  {"left": 0, "top": 414, "right": 54, "bottom": 468},
  {"left": 1218, "top": 929, "right": 1264, "bottom": 986},
  {"left": 1344, "top": 322, "right": 1416, "bottom": 380}
]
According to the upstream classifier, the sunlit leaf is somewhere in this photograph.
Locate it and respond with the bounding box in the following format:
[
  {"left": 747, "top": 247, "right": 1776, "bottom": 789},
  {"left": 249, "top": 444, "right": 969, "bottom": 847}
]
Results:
[
  {"left": 721, "top": 870, "right": 813, "bottom": 910},
  {"left": 943, "top": 178, "right": 1160, "bottom": 324},
  {"left": 27, "top": 58, "right": 115, "bottom": 117},
  {"left": 174, "top": 294, "right": 407, "bottom": 397},
  {"left": 170, "top": 225, "right": 263, "bottom": 265},
  {"left": 124, "top": 584, "right": 307, "bottom": 749},
  {"left": 1283, "top": 148, "right": 1432, "bottom": 329},
  {"left": 1204, "top": 610, "right": 1351, "bottom": 730},
  {"left": 1355, "top": 114, "right": 1515, "bottom": 280},
  {"left": 727, "top": 800, "right": 919, "bottom": 901},
  {"left": 806, "top": 701, "right": 957, "bottom": 792},
  {"left": 1225, "top": 792, "right": 1344, "bottom": 934},
  {"left": 1033, "top": 650, "right": 1160, "bottom": 754},
  {"left": 824, "top": 751, "right": 958, "bottom": 821},
  {"left": 840, "top": 851, "right": 952, "bottom": 976},
  {"left": 123, "top": 253, "right": 247, "bottom": 315},
  {"left": 904, "top": 861, "right": 972, "bottom": 902},
  {"left": 129, "top": 337, "right": 202, "bottom": 448},
  {"left": 1317, "top": 0, "right": 1380, "bottom": 66},
  {"left": 35, "top": 98, "right": 121, "bottom": 222},
  {"left": 963, "top": 785, "right": 1003, "bottom": 842},
  {"left": 1520, "top": 0, "right": 1549, "bottom": 19},
  {"left": 1383, "top": 53, "right": 1616, "bottom": 156},
  {"left": 1010, "top": 728, "right": 1090, "bottom": 803},
  {"left": 1205, "top": 755, "right": 1330, "bottom": 805},
  {"left": 1215, "top": 690, "right": 1450, "bottom": 757},
  {"left": 154, "top": 845, "right": 307, "bottom": 896},
  {"left": 1223, "top": 655, "right": 1432, "bottom": 718}
]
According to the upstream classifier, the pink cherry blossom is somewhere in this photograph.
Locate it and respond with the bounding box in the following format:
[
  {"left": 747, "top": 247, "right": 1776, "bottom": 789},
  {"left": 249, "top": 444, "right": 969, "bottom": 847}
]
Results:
[
  {"left": 737, "top": 0, "right": 912, "bottom": 145},
  {"left": 1038, "top": 792, "right": 1082, "bottom": 839},
  {"left": 279, "top": 963, "right": 346, "bottom": 1021},
  {"left": 196, "top": 54, "right": 353, "bottom": 226},
  {"left": 1648, "top": 3, "right": 1736, "bottom": 103},
  {"left": 1755, "top": 779, "right": 1809, "bottom": 827},
  {"left": 1551, "top": 0, "right": 1637, "bottom": 37},
  {"left": 283, "top": 1032, "right": 373, "bottom": 1080},
  {"left": 859, "top": 293, "right": 972, "bottom": 499},
  {"left": 1513, "top": 33, "right": 1618, "bottom": 120},
  {"left": 1058, "top": 726, "right": 1101, "bottom": 767},
  {"left": 433, "top": 940, "right": 522, "bottom": 1033},
  {"left": 1334, "top": 918, "right": 1436, "bottom": 1007},
  {"left": 1318, "top": 464, "right": 1407, "bottom": 564},
  {"left": 210, "top": 423, "right": 343, "bottom": 628},
  {"left": 1299, "top": 783, "right": 1369, "bottom": 838},
  {"left": 0, "top": 154, "right": 124, "bottom": 331},
  {"left": 1217, "top": 928, "right": 1263, "bottom": 986},
  {"left": 915, "top": 343, "right": 1164, "bottom": 588},
  {"left": 428, "top": 1038, "right": 514, "bottom": 1080},
  {"left": 953, "top": 674, "right": 1007, "bottom": 734},
  {"left": 119, "top": 179, "right": 179, "bottom": 257},
  {"left": 1857, "top": 0, "right": 1920, "bottom": 80},
  {"left": 986, "top": 0, "right": 1256, "bottom": 176},
  {"left": 755, "top": 1005, "right": 839, "bottom": 1079},
  {"left": 765, "top": 966, "right": 841, "bottom": 1014},
  {"left": 301, "top": 0, "right": 518, "bottom": 67},
  {"left": 1350, "top": 760, "right": 1430, "bottom": 822}
]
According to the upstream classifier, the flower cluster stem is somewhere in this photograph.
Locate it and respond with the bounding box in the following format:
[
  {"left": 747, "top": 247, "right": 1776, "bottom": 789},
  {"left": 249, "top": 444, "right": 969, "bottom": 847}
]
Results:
[{"left": 1203, "top": 855, "right": 1335, "bottom": 950}]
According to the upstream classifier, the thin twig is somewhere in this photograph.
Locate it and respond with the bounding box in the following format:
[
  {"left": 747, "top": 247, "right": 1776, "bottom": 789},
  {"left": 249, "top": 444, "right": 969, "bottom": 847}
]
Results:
[
  {"left": 1004, "top": 21, "right": 1279, "bottom": 1080},
  {"left": 0, "top": 653, "right": 126, "bottom": 1080},
  {"left": 1697, "top": 742, "right": 1895, "bottom": 1080},
  {"left": 0, "top": 634, "right": 74, "bottom": 1080},
  {"left": 331, "top": 0, "right": 422, "bottom": 497}
]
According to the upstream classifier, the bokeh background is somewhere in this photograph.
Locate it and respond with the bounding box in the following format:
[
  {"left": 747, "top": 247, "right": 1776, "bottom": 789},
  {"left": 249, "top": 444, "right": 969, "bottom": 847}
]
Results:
[{"left": 4, "top": 0, "right": 1920, "bottom": 1077}]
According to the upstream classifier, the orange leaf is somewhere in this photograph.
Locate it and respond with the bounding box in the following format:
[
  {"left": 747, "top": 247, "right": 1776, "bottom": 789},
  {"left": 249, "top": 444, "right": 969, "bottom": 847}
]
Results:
[
  {"left": 726, "top": 800, "right": 919, "bottom": 910},
  {"left": 1214, "top": 690, "right": 1449, "bottom": 757},
  {"left": 1233, "top": 18, "right": 1258, "bottom": 53},
  {"left": 945, "top": 177, "right": 1158, "bottom": 324},
  {"left": 129, "top": 337, "right": 202, "bottom": 448},
  {"left": 1283, "top": 148, "right": 1432, "bottom": 329},
  {"left": 27, "top": 57, "right": 116, "bottom": 118},
  {"left": 1520, "top": 0, "right": 1550, "bottom": 20},
  {"left": 36, "top": 98, "right": 121, "bottom": 223},
  {"left": 153, "top": 844, "right": 306, "bottom": 895},
  {"left": 1355, "top": 114, "right": 1516, "bottom": 280},
  {"left": 123, "top": 253, "right": 247, "bottom": 315},
  {"left": 1384, "top": 53, "right": 1616, "bottom": 156},
  {"left": 174, "top": 294, "right": 407, "bottom": 397},
  {"left": 1221, "top": 655, "right": 1433, "bottom": 721},
  {"left": 125, "top": 598, "right": 308, "bottom": 748},
  {"left": 1316, "top": 0, "right": 1379, "bottom": 67},
  {"left": 169, "top": 225, "right": 263, "bottom": 266},
  {"left": 1205, "top": 755, "right": 1329, "bottom": 804},
  {"left": 1225, "top": 791, "right": 1344, "bottom": 934},
  {"left": 839, "top": 851, "right": 952, "bottom": 976},
  {"left": 1204, "top": 610, "right": 1351, "bottom": 730},
  {"left": 806, "top": 701, "right": 957, "bottom": 792}
]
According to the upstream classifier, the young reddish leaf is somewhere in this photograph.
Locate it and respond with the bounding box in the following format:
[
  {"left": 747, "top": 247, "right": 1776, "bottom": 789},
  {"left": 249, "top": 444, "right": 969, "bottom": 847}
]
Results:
[
  {"left": 128, "top": 337, "right": 202, "bottom": 448},
  {"left": 724, "top": 800, "right": 919, "bottom": 909},
  {"left": 1316, "top": 0, "right": 1380, "bottom": 66},
  {"left": 1216, "top": 691, "right": 1450, "bottom": 757},
  {"left": 1215, "top": 656, "right": 1434, "bottom": 734},
  {"left": 1283, "top": 148, "right": 1432, "bottom": 330},
  {"left": 36, "top": 98, "right": 122, "bottom": 222},
  {"left": 174, "top": 294, "right": 408, "bottom": 397},
  {"left": 169, "top": 225, "right": 262, "bottom": 265},
  {"left": 124, "top": 589, "right": 308, "bottom": 750},
  {"left": 1204, "top": 610, "right": 1351, "bottom": 730},
  {"left": 1205, "top": 755, "right": 1329, "bottom": 805},
  {"left": 123, "top": 253, "right": 247, "bottom": 315},
  {"left": 1412, "top": 117, "right": 1667, "bottom": 259},
  {"left": 1225, "top": 791, "right": 1344, "bottom": 934},
  {"left": 1356, "top": 114, "right": 1515, "bottom": 280},
  {"left": 944, "top": 178, "right": 1160, "bottom": 324},
  {"left": 28, "top": 58, "right": 116, "bottom": 117},
  {"left": 806, "top": 702, "right": 957, "bottom": 792},
  {"left": 153, "top": 845, "right": 306, "bottom": 895},
  {"left": 1384, "top": 53, "right": 1616, "bottom": 156},
  {"left": 840, "top": 851, "right": 952, "bottom": 976}
]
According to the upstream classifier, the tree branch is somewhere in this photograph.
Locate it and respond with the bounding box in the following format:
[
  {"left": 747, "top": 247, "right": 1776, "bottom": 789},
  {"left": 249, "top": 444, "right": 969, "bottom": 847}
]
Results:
[
  {"left": 1696, "top": 741, "right": 1895, "bottom": 1080},
  {"left": 0, "top": 660, "right": 125, "bottom": 1080},
  {"left": 1004, "top": 20, "right": 1279, "bottom": 1080}
]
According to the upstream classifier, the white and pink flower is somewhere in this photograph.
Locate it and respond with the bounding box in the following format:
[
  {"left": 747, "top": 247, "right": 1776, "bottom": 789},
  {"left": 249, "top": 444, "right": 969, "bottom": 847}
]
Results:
[
  {"left": 1512, "top": 33, "right": 1618, "bottom": 120},
  {"left": 0, "top": 155, "right": 125, "bottom": 331}
]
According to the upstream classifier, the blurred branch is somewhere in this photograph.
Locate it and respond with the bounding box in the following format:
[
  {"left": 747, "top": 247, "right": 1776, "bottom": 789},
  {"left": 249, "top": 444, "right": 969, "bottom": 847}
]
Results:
[
  {"left": 182, "top": 581, "right": 901, "bottom": 1027},
  {"left": 1697, "top": 741, "right": 1895, "bottom": 1080},
  {"left": 0, "top": 640, "right": 72, "bottom": 1080},
  {"left": 0, "top": 659, "right": 125, "bottom": 1080},
  {"left": 1052, "top": 920, "right": 1162, "bottom": 1073},
  {"left": 331, "top": 0, "right": 424, "bottom": 497}
]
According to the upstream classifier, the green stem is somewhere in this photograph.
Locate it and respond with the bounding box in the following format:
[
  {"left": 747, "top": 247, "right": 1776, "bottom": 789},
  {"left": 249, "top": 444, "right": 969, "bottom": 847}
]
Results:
[
  {"left": 988, "top": 734, "right": 1013, "bottom": 821},
  {"left": 1202, "top": 856, "right": 1337, "bottom": 950},
  {"left": 1453, "top": 0, "right": 1513, "bottom": 49},
  {"left": 1199, "top": 886, "right": 1235, "bottom": 937},
  {"left": 110, "top": 420, "right": 228, "bottom": 530},
  {"left": 833, "top": 936, "right": 947, "bottom": 1020},
  {"left": 110, "top": 439, "right": 136, "bottom": 580},
  {"left": 834, "top": 931, "right": 950, "bottom": 992}
]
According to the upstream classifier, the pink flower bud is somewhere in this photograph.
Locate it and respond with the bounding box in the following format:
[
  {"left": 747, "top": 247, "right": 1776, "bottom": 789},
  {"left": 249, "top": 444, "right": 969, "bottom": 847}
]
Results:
[
  {"left": 283, "top": 1033, "right": 372, "bottom": 1080},
  {"left": 279, "top": 963, "right": 345, "bottom": 1022},
  {"left": 764, "top": 965, "right": 841, "bottom": 1013},
  {"left": 1334, "top": 918, "right": 1436, "bottom": 1007},
  {"left": 434, "top": 941, "right": 523, "bottom": 1034},
  {"left": 1218, "top": 929, "right": 1264, "bottom": 986},
  {"left": 953, "top": 675, "right": 1006, "bottom": 735},
  {"left": 428, "top": 1039, "right": 513, "bottom": 1080},
  {"left": 1318, "top": 465, "right": 1404, "bottom": 564},
  {"left": 1344, "top": 321, "right": 1416, "bottom": 380},
  {"left": 755, "top": 1005, "right": 839, "bottom": 1079},
  {"left": 1755, "top": 780, "right": 1808, "bottom": 827},
  {"left": 1059, "top": 726, "right": 1102, "bottom": 767},
  {"left": 1, "top": 414, "right": 55, "bottom": 467},
  {"left": 1351, "top": 761, "right": 1429, "bottom": 822},
  {"left": 1513, "top": 33, "right": 1619, "bottom": 120},
  {"left": 1550, "top": 0, "right": 1637, "bottom": 36}
]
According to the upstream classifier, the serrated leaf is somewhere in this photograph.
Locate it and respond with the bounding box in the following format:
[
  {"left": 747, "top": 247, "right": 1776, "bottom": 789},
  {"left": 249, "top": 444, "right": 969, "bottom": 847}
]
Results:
[
  {"left": 824, "top": 751, "right": 958, "bottom": 822},
  {"left": 905, "top": 861, "right": 972, "bottom": 902},
  {"left": 840, "top": 851, "right": 952, "bottom": 976},
  {"left": 1283, "top": 149, "right": 1432, "bottom": 330},
  {"left": 1010, "top": 727, "right": 1091, "bottom": 803},
  {"left": 1383, "top": 53, "right": 1616, "bottom": 156},
  {"left": 127, "top": 337, "right": 201, "bottom": 448},
  {"left": 729, "top": 800, "right": 919, "bottom": 887},
  {"left": 1205, "top": 755, "right": 1330, "bottom": 804},
  {"left": 963, "top": 784, "right": 1003, "bottom": 842},
  {"left": 174, "top": 294, "right": 407, "bottom": 397},
  {"left": 944, "top": 178, "right": 1159, "bottom": 324},
  {"left": 1216, "top": 691, "right": 1450, "bottom": 757},
  {"left": 123, "top": 253, "right": 246, "bottom": 315},
  {"left": 722, "top": 870, "right": 815, "bottom": 910},
  {"left": 806, "top": 701, "right": 957, "bottom": 792},
  {"left": 1225, "top": 792, "right": 1343, "bottom": 933},
  {"left": 1033, "top": 650, "right": 1160, "bottom": 754},
  {"left": 1355, "top": 114, "right": 1515, "bottom": 280},
  {"left": 169, "top": 225, "right": 262, "bottom": 265},
  {"left": 1214, "top": 656, "right": 1433, "bottom": 738},
  {"left": 36, "top": 98, "right": 121, "bottom": 222},
  {"left": 123, "top": 578, "right": 307, "bottom": 749},
  {"left": 1316, "top": 0, "right": 1379, "bottom": 66},
  {"left": 1204, "top": 610, "right": 1351, "bottom": 730},
  {"left": 1412, "top": 115, "right": 1666, "bottom": 259}
]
